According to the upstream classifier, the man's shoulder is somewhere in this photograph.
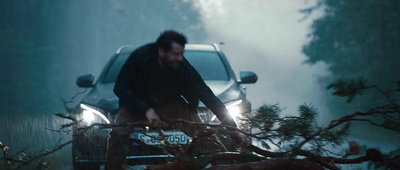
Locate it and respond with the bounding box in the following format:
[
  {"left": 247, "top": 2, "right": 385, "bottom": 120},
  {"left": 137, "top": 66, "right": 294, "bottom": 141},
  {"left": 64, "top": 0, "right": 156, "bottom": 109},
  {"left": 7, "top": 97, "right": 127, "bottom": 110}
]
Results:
[
  {"left": 129, "top": 43, "right": 157, "bottom": 66},
  {"left": 182, "top": 58, "right": 197, "bottom": 73},
  {"left": 134, "top": 43, "right": 156, "bottom": 55}
]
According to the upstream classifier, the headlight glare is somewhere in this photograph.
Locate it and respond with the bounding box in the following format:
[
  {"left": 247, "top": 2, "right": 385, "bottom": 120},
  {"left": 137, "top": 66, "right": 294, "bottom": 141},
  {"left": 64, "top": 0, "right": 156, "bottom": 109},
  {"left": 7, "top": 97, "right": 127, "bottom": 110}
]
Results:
[
  {"left": 82, "top": 110, "right": 95, "bottom": 122},
  {"left": 227, "top": 105, "right": 241, "bottom": 118},
  {"left": 226, "top": 99, "right": 243, "bottom": 118},
  {"left": 211, "top": 99, "right": 243, "bottom": 122},
  {"left": 80, "top": 104, "right": 110, "bottom": 124}
]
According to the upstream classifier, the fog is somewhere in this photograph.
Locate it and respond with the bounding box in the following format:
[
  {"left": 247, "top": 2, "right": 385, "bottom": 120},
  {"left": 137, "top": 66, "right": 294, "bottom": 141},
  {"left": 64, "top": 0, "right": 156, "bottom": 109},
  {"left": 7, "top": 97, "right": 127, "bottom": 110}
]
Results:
[
  {"left": 1, "top": 0, "right": 398, "bottom": 169},
  {"left": 194, "top": 1, "right": 330, "bottom": 116}
]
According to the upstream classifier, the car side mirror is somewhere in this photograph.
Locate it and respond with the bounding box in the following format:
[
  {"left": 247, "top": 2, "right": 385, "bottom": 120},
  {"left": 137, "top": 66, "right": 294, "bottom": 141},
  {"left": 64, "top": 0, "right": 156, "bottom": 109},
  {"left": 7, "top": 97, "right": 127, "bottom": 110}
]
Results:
[
  {"left": 76, "top": 74, "right": 95, "bottom": 88},
  {"left": 238, "top": 71, "right": 258, "bottom": 84}
]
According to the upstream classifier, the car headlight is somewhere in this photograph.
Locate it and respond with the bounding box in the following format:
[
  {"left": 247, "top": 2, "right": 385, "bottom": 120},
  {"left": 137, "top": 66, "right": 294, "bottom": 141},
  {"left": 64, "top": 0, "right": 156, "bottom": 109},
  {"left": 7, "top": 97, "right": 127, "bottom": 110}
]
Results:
[
  {"left": 80, "top": 104, "right": 110, "bottom": 124},
  {"left": 226, "top": 99, "right": 243, "bottom": 118},
  {"left": 211, "top": 99, "right": 243, "bottom": 122}
]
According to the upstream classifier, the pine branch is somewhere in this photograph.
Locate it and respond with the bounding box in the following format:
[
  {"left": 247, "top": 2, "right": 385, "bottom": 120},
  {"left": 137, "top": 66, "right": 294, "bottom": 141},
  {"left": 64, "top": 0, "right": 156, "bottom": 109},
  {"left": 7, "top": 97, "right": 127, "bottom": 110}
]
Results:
[{"left": 0, "top": 140, "right": 72, "bottom": 170}]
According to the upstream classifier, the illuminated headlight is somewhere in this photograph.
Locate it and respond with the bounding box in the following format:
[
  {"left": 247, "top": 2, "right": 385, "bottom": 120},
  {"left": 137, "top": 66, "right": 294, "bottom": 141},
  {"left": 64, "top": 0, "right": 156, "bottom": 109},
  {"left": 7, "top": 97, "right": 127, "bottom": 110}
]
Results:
[
  {"left": 226, "top": 99, "right": 243, "bottom": 118},
  {"left": 80, "top": 104, "right": 110, "bottom": 124},
  {"left": 211, "top": 99, "right": 243, "bottom": 122}
]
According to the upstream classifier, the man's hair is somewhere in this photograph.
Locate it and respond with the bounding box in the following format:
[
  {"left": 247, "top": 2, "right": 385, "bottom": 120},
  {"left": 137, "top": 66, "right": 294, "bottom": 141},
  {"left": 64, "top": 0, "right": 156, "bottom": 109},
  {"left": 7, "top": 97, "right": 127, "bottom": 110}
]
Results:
[{"left": 156, "top": 30, "right": 187, "bottom": 51}]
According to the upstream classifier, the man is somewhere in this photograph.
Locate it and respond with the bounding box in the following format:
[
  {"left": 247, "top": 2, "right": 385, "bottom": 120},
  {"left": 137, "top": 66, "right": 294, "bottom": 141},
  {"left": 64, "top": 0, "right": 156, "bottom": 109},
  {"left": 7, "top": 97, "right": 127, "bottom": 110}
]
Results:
[{"left": 105, "top": 30, "right": 241, "bottom": 170}]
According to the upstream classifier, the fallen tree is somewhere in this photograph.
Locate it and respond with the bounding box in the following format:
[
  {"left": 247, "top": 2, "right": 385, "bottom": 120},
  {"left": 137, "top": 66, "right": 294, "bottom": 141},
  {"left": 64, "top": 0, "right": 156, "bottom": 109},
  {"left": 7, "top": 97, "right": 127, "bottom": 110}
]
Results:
[
  {"left": 1, "top": 78, "right": 399, "bottom": 169},
  {"left": 141, "top": 78, "right": 400, "bottom": 169}
]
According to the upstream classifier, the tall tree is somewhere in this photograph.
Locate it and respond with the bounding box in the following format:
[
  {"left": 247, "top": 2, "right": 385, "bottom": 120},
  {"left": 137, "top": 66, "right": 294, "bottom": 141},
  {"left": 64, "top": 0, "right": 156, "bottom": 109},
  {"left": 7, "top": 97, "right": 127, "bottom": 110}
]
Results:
[
  {"left": 302, "top": 0, "right": 400, "bottom": 139},
  {"left": 304, "top": 0, "right": 400, "bottom": 80}
]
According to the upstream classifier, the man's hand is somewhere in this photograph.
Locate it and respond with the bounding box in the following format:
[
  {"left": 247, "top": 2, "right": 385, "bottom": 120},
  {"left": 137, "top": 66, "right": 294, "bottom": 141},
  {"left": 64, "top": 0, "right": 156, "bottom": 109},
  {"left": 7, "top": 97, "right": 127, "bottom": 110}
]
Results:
[
  {"left": 145, "top": 108, "right": 160, "bottom": 125},
  {"left": 213, "top": 127, "right": 251, "bottom": 147},
  {"left": 221, "top": 117, "right": 237, "bottom": 129},
  {"left": 235, "top": 132, "right": 251, "bottom": 147}
]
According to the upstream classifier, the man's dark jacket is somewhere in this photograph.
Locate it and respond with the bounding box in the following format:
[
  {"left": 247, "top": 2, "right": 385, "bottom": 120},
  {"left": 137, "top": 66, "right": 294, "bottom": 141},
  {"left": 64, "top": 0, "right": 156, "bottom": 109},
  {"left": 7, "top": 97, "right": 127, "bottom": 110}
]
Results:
[{"left": 114, "top": 43, "right": 236, "bottom": 127}]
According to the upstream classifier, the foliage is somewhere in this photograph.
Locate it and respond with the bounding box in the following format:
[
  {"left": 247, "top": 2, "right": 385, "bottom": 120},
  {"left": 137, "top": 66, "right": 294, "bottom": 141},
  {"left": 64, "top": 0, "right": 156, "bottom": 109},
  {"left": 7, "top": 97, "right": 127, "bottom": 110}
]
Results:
[
  {"left": 327, "top": 77, "right": 368, "bottom": 102},
  {"left": 244, "top": 103, "right": 352, "bottom": 153},
  {"left": 302, "top": 0, "right": 400, "bottom": 79},
  {"left": 301, "top": 0, "right": 400, "bottom": 142},
  {"left": 239, "top": 79, "right": 399, "bottom": 169}
]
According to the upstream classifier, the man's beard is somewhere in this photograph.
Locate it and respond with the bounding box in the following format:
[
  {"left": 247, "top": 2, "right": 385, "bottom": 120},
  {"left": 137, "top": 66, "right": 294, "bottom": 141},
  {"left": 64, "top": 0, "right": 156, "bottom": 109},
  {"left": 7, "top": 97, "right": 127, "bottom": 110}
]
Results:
[
  {"left": 168, "top": 61, "right": 182, "bottom": 70},
  {"left": 162, "top": 59, "right": 182, "bottom": 71}
]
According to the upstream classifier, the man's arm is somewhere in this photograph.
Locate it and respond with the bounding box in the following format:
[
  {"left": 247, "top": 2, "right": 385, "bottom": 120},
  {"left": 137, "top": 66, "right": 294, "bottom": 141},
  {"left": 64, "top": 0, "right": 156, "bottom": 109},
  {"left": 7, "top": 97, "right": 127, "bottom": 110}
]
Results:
[
  {"left": 113, "top": 50, "right": 150, "bottom": 116},
  {"left": 191, "top": 72, "right": 252, "bottom": 144},
  {"left": 185, "top": 61, "right": 237, "bottom": 128},
  {"left": 197, "top": 84, "right": 237, "bottom": 128}
]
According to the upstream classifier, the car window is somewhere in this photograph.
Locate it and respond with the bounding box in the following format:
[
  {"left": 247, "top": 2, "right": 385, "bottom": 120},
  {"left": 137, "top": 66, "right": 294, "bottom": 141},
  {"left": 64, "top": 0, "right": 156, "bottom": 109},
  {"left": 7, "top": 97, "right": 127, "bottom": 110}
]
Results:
[
  {"left": 103, "top": 50, "right": 229, "bottom": 83},
  {"left": 184, "top": 51, "right": 229, "bottom": 81},
  {"left": 103, "top": 53, "right": 130, "bottom": 83}
]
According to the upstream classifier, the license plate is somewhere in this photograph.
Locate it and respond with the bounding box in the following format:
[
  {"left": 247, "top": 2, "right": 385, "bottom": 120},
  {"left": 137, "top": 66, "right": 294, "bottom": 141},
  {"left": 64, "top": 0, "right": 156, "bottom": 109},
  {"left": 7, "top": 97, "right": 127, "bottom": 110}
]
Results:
[{"left": 133, "top": 131, "right": 190, "bottom": 145}]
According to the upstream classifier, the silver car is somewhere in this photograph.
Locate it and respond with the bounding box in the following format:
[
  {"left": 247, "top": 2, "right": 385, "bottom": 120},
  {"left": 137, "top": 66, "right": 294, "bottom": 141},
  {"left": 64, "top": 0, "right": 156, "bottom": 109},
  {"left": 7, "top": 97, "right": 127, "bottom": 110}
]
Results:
[{"left": 72, "top": 44, "right": 257, "bottom": 169}]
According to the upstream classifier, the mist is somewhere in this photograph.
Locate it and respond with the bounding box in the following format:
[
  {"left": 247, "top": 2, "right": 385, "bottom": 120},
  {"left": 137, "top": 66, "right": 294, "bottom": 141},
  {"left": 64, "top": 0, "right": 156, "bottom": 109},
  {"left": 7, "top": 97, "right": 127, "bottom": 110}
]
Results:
[{"left": 194, "top": 1, "right": 330, "bottom": 117}]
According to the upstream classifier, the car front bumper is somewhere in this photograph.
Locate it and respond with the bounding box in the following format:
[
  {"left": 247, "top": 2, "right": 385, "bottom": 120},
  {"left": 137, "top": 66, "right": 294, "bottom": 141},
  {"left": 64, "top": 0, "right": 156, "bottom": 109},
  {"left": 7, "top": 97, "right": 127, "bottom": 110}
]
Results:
[{"left": 72, "top": 126, "right": 179, "bottom": 165}]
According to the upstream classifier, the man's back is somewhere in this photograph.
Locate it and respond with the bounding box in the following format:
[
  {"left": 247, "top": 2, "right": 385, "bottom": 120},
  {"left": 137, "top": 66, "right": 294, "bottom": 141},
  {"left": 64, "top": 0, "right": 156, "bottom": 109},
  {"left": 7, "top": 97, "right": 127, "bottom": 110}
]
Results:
[{"left": 114, "top": 43, "right": 201, "bottom": 115}]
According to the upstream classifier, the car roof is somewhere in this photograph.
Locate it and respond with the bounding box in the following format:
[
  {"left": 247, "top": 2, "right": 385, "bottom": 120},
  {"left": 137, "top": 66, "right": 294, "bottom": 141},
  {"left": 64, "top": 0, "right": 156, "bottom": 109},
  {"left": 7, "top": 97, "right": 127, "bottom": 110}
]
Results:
[
  {"left": 185, "top": 44, "right": 220, "bottom": 52},
  {"left": 116, "top": 44, "right": 220, "bottom": 56}
]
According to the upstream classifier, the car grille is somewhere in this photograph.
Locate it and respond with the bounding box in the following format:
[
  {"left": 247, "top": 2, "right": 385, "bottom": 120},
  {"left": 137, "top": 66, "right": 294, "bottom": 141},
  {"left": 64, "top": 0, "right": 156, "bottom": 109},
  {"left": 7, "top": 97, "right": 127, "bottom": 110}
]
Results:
[{"left": 197, "top": 108, "right": 221, "bottom": 124}]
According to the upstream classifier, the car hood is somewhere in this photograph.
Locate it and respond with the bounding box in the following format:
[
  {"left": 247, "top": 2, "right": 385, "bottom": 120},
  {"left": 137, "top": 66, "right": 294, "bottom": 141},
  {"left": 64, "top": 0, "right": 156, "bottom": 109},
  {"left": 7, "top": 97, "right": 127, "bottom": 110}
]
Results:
[
  {"left": 199, "top": 80, "right": 241, "bottom": 107},
  {"left": 81, "top": 80, "right": 240, "bottom": 112}
]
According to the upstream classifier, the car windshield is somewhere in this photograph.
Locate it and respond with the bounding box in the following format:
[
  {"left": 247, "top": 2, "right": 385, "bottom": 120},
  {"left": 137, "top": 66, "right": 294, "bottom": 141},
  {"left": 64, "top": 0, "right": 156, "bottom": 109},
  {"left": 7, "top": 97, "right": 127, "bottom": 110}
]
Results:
[
  {"left": 184, "top": 51, "right": 229, "bottom": 81},
  {"left": 103, "top": 50, "right": 229, "bottom": 83},
  {"left": 103, "top": 52, "right": 131, "bottom": 83}
]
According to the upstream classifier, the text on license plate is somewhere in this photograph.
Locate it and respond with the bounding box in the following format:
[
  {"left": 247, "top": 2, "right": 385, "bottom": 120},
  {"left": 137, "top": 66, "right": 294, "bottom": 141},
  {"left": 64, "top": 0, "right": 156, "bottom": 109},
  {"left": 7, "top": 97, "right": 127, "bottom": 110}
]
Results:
[{"left": 133, "top": 131, "right": 190, "bottom": 145}]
